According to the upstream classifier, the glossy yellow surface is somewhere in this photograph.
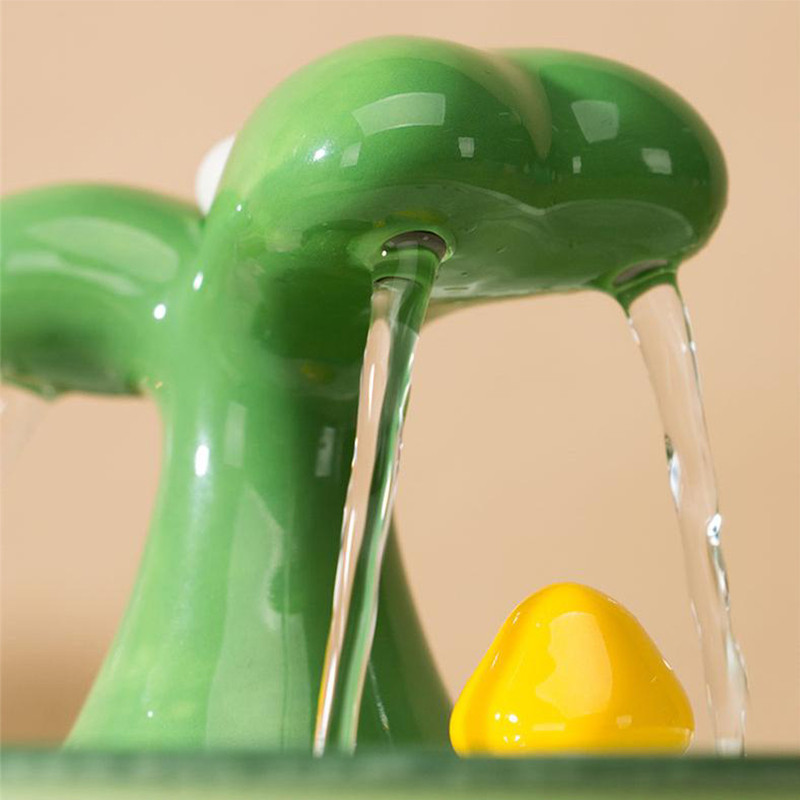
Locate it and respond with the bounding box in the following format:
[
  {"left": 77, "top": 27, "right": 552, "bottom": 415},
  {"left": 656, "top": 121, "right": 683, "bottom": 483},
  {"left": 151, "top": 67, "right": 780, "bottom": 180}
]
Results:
[{"left": 450, "top": 583, "right": 693, "bottom": 755}]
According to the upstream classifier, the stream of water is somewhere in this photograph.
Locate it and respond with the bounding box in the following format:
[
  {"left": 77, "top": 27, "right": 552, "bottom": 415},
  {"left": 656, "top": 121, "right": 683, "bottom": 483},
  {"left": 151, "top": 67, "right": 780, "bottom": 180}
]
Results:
[
  {"left": 314, "top": 261, "right": 746, "bottom": 755},
  {"left": 313, "top": 240, "right": 440, "bottom": 755},
  {"left": 628, "top": 282, "right": 748, "bottom": 754}
]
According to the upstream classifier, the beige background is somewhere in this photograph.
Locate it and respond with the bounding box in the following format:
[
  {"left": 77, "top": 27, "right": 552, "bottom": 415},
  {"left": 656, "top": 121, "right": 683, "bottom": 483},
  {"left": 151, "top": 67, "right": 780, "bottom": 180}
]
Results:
[{"left": 1, "top": 0, "right": 798, "bottom": 750}]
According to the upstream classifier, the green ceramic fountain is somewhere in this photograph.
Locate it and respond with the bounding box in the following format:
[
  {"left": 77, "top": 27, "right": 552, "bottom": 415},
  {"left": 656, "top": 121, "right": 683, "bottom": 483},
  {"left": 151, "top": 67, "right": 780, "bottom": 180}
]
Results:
[{"left": 2, "top": 36, "right": 797, "bottom": 798}]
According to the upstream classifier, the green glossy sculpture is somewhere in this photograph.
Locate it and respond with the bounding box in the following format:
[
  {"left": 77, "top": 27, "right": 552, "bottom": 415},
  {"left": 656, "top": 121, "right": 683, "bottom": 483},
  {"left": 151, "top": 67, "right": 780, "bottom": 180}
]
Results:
[{"left": 0, "top": 36, "right": 725, "bottom": 751}]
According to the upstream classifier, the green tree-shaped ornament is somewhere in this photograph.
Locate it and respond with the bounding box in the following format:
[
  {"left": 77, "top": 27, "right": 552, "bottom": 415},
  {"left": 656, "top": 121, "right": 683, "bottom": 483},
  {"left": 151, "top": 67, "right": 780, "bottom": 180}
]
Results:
[{"left": 0, "top": 37, "right": 725, "bottom": 750}]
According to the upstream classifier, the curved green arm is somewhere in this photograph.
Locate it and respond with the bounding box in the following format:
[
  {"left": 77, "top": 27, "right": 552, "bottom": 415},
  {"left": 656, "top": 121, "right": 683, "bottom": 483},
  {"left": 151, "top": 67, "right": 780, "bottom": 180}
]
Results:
[
  {"left": 0, "top": 185, "right": 203, "bottom": 396},
  {"left": 0, "top": 36, "right": 726, "bottom": 751}
]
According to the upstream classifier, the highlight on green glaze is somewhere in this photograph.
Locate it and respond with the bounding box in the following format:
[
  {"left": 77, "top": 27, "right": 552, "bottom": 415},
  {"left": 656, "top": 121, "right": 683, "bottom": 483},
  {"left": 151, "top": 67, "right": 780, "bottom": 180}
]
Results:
[{"left": 0, "top": 36, "right": 726, "bottom": 751}]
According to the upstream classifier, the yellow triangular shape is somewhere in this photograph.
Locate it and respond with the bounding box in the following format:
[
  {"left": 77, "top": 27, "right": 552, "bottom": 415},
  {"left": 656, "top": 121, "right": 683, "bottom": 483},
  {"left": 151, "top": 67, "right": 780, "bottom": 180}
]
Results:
[{"left": 450, "top": 583, "right": 694, "bottom": 754}]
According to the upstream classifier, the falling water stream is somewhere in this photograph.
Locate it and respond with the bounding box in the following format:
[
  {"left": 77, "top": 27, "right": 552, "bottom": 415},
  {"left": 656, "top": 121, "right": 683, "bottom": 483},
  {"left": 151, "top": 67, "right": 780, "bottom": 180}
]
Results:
[
  {"left": 313, "top": 236, "right": 441, "bottom": 755},
  {"left": 314, "top": 253, "right": 746, "bottom": 754},
  {"left": 628, "top": 282, "right": 748, "bottom": 754}
]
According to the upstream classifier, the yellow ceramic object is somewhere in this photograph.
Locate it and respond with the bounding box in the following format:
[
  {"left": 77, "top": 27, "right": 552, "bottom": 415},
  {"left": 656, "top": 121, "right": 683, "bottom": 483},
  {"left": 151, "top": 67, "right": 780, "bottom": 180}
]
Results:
[{"left": 450, "top": 583, "right": 694, "bottom": 755}]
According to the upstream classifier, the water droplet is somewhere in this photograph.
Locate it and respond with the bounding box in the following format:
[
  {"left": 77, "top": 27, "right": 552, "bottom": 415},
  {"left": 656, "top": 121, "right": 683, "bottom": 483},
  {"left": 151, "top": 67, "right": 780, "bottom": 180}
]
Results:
[{"left": 706, "top": 513, "right": 722, "bottom": 546}]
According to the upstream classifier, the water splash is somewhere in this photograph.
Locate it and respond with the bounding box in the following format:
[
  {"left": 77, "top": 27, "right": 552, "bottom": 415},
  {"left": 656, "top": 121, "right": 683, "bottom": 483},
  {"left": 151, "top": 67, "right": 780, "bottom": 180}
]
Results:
[
  {"left": 314, "top": 238, "right": 440, "bottom": 755},
  {"left": 628, "top": 282, "right": 747, "bottom": 754}
]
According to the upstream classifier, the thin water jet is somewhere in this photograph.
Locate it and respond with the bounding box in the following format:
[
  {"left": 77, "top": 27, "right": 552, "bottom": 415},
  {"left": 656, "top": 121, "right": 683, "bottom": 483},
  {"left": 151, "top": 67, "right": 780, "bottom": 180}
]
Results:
[
  {"left": 314, "top": 237, "right": 442, "bottom": 755},
  {"left": 627, "top": 282, "right": 748, "bottom": 754}
]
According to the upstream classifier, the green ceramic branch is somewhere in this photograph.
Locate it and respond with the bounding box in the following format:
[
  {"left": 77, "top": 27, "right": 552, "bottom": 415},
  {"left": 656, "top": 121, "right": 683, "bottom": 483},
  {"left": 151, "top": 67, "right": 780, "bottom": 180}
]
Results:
[{"left": 0, "top": 36, "right": 725, "bottom": 751}]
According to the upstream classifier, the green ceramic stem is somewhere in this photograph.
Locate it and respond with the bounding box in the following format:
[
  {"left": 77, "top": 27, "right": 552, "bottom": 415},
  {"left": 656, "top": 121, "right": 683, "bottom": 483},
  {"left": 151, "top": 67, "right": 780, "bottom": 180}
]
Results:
[{"left": 0, "top": 36, "right": 727, "bottom": 751}]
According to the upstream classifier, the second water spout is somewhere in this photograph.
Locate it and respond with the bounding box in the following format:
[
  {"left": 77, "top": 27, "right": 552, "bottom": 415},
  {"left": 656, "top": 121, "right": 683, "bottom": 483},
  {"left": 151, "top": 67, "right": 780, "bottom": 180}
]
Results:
[{"left": 627, "top": 281, "right": 748, "bottom": 754}]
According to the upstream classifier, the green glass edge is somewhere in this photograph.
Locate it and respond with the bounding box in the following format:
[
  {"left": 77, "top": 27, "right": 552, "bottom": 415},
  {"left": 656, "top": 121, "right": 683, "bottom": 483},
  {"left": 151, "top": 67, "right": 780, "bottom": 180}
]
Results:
[{"left": 2, "top": 750, "right": 800, "bottom": 800}]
